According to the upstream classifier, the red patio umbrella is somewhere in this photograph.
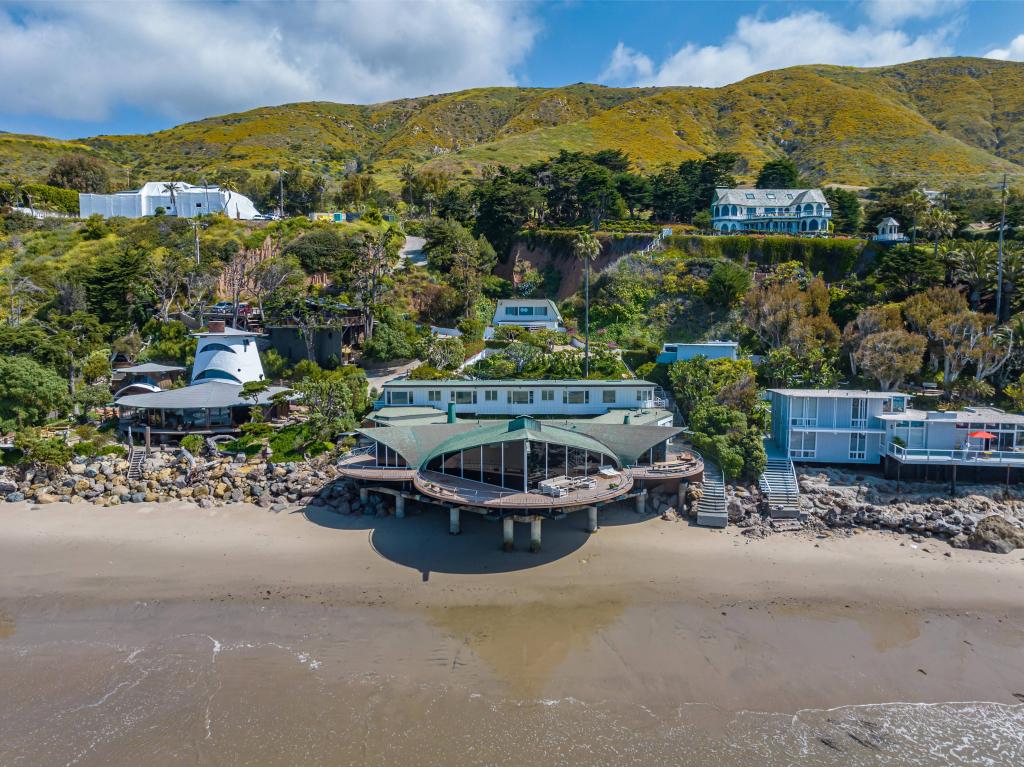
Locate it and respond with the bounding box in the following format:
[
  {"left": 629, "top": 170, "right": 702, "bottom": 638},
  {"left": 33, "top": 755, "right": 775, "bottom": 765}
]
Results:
[{"left": 968, "top": 431, "right": 996, "bottom": 440}]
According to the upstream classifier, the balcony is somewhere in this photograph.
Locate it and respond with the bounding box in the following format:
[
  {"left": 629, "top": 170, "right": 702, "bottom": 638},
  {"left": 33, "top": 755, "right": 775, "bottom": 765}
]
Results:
[
  {"left": 886, "top": 443, "right": 1024, "bottom": 467},
  {"left": 629, "top": 447, "right": 704, "bottom": 480},
  {"left": 413, "top": 468, "right": 633, "bottom": 510},
  {"left": 715, "top": 210, "right": 830, "bottom": 220},
  {"left": 337, "top": 446, "right": 416, "bottom": 481}
]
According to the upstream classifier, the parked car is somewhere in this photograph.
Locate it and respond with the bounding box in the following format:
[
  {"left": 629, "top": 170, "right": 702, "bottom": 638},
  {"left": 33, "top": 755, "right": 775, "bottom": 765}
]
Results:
[{"left": 210, "top": 301, "right": 233, "bottom": 313}]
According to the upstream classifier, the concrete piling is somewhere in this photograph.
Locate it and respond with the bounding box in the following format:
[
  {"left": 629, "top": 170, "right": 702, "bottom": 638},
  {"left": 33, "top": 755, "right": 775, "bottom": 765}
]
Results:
[
  {"left": 502, "top": 517, "right": 514, "bottom": 551},
  {"left": 395, "top": 494, "right": 405, "bottom": 519},
  {"left": 530, "top": 517, "right": 542, "bottom": 552},
  {"left": 586, "top": 506, "right": 598, "bottom": 533},
  {"left": 449, "top": 507, "right": 461, "bottom": 535},
  {"left": 359, "top": 487, "right": 368, "bottom": 503},
  {"left": 634, "top": 489, "right": 647, "bottom": 514}
]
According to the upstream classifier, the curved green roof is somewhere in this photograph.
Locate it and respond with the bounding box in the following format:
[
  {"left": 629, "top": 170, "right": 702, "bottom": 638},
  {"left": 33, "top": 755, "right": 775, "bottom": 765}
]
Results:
[
  {"left": 422, "top": 417, "right": 614, "bottom": 466},
  {"left": 357, "top": 416, "right": 684, "bottom": 470}
]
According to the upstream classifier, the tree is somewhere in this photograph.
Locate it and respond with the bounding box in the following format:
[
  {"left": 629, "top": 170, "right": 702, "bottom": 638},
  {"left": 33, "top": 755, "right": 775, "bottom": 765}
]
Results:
[
  {"left": 919, "top": 206, "right": 956, "bottom": 262},
  {"left": 417, "top": 334, "right": 465, "bottom": 370},
  {"left": 14, "top": 428, "right": 72, "bottom": 469},
  {"left": 348, "top": 229, "right": 401, "bottom": 340},
  {"left": 705, "top": 260, "right": 752, "bottom": 308},
  {"left": 950, "top": 240, "right": 995, "bottom": 309},
  {"left": 756, "top": 158, "right": 801, "bottom": 189},
  {"left": 47, "top": 154, "right": 110, "bottom": 194},
  {"left": 574, "top": 230, "right": 601, "bottom": 376},
  {"left": 245, "top": 256, "right": 304, "bottom": 317},
  {"left": 294, "top": 369, "right": 367, "bottom": 442},
  {"left": 823, "top": 187, "right": 862, "bottom": 235},
  {"left": 873, "top": 244, "right": 943, "bottom": 300},
  {"left": 614, "top": 172, "right": 651, "bottom": 218},
  {"left": 854, "top": 330, "right": 926, "bottom": 390},
  {"left": 162, "top": 182, "right": 183, "bottom": 216},
  {"left": 147, "top": 250, "right": 190, "bottom": 322},
  {"left": 842, "top": 304, "right": 903, "bottom": 374},
  {"left": 338, "top": 173, "right": 378, "bottom": 211},
  {"left": 668, "top": 356, "right": 759, "bottom": 420},
  {"left": 0, "top": 356, "right": 71, "bottom": 429},
  {"left": 284, "top": 228, "right": 355, "bottom": 274}
]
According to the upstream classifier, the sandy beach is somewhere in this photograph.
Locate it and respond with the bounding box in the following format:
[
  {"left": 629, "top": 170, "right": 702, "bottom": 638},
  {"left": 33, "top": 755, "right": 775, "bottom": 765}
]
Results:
[{"left": 1, "top": 499, "right": 1023, "bottom": 766}]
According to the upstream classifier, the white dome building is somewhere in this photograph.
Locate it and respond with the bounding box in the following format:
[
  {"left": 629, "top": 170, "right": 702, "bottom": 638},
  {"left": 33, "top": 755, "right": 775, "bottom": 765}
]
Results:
[{"left": 191, "top": 321, "right": 265, "bottom": 385}]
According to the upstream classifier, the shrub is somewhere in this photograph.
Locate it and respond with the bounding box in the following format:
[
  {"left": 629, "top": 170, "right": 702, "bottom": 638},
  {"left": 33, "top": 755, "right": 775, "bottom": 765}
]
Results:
[
  {"left": 180, "top": 434, "right": 204, "bottom": 455},
  {"left": 14, "top": 428, "right": 72, "bottom": 469}
]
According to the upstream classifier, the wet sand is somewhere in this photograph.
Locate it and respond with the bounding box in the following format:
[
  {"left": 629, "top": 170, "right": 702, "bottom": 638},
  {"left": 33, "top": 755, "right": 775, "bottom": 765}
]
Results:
[{"left": 1, "top": 500, "right": 1023, "bottom": 765}]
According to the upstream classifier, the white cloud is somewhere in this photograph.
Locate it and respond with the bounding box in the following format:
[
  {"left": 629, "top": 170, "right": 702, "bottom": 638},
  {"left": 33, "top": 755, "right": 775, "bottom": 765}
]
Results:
[
  {"left": 598, "top": 42, "right": 653, "bottom": 84},
  {"left": 985, "top": 33, "right": 1024, "bottom": 61},
  {"left": 861, "top": 0, "right": 964, "bottom": 27},
  {"left": 608, "top": 10, "right": 955, "bottom": 89},
  {"left": 0, "top": 0, "right": 539, "bottom": 123}
]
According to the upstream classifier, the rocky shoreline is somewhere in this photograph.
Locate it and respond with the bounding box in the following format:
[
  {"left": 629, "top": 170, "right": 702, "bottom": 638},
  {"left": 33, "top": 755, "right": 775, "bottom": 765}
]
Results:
[
  {"left": 3, "top": 452, "right": 1024, "bottom": 554},
  {"left": 721, "top": 467, "right": 1024, "bottom": 554}
]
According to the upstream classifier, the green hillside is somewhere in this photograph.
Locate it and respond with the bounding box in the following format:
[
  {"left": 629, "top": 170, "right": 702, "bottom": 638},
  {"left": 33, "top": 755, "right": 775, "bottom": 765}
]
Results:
[{"left": 2, "top": 57, "right": 1022, "bottom": 189}]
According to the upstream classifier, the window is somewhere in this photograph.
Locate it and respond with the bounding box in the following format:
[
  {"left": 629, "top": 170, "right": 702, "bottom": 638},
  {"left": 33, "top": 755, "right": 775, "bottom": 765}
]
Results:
[
  {"left": 790, "top": 432, "right": 816, "bottom": 459},
  {"left": 519, "top": 306, "right": 535, "bottom": 316},
  {"left": 388, "top": 390, "right": 411, "bottom": 405},
  {"left": 851, "top": 398, "right": 867, "bottom": 428},
  {"left": 790, "top": 397, "right": 817, "bottom": 426},
  {"left": 535, "top": 307, "right": 547, "bottom": 317},
  {"left": 564, "top": 390, "right": 589, "bottom": 404},
  {"left": 602, "top": 390, "right": 616, "bottom": 404},
  {"left": 427, "top": 390, "right": 441, "bottom": 403},
  {"left": 196, "top": 202, "right": 203, "bottom": 207},
  {"left": 505, "top": 306, "right": 517, "bottom": 316},
  {"left": 508, "top": 390, "right": 533, "bottom": 405},
  {"left": 541, "top": 390, "right": 554, "bottom": 401},
  {"left": 766, "top": 193, "right": 776, "bottom": 199},
  {"left": 484, "top": 390, "right": 497, "bottom": 402},
  {"left": 745, "top": 193, "right": 755, "bottom": 200},
  {"left": 849, "top": 433, "right": 866, "bottom": 460},
  {"left": 451, "top": 391, "right": 476, "bottom": 404}
]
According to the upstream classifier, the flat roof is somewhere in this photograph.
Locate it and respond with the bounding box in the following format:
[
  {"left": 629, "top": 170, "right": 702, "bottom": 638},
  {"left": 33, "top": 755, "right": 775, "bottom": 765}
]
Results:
[
  {"left": 878, "top": 408, "right": 1024, "bottom": 424},
  {"left": 663, "top": 341, "right": 738, "bottom": 347},
  {"left": 384, "top": 378, "right": 654, "bottom": 388},
  {"left": 768, "top": 389, "right": 906, "bottom": 399},
  {"left": 585, "top": 408, "right": 673, "bottom": 425}
]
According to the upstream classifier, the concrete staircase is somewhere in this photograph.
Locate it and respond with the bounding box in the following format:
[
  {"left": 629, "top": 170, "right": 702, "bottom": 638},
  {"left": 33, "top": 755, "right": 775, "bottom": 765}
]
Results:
[
  {"left": 696, "top": 462, "right": 728, "bottom": 528},
  {"left": 759, "top": 458, "right": 801, "bottom": 519}
]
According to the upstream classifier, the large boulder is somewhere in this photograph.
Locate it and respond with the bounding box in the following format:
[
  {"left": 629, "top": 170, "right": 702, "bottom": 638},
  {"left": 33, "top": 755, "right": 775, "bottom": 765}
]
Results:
[{"left": 968, "top": 515, "right": 1024, "bottom": 554}]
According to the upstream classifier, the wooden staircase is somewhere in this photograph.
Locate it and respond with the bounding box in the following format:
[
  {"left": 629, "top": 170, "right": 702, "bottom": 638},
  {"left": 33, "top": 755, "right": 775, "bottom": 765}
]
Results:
[
  {"left": 127, "top": 447, "right": 145, "bottom": 480},
  {"left": 759, "top": 457, "right": 801, "bottom": 519},
  {"left": 696, "top": 462, "right": 728, "bottom": 528}
]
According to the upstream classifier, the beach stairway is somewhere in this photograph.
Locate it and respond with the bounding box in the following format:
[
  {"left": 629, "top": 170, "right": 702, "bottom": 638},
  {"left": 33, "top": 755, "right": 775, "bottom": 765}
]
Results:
[
  {"left": 696, "top": 462, "right": 728, "bottom": 528},
  {"left": 127, "top": 447, "right": 145, "bottom": 480},
  {"left": 759, "top": 458, "right": 801, "bottom": 519}
]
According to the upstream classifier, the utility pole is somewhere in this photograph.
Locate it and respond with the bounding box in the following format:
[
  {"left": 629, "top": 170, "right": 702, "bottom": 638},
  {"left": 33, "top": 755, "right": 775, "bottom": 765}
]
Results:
[
  {"left": 276, "top": 170, "right": 287, "bottom": 219},
  {"left": 202, "top": 176, "right": 211, "bottom": 215},
  {"left": 190, "top": 221, "right": 200, "bottom": 265},
  {"left": 996, "top": 173, "right": 1008, "bottom": 322}
]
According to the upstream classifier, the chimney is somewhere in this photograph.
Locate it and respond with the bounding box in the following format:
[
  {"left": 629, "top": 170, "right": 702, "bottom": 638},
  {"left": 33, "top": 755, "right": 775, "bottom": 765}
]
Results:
[
  {"left": 447, "top": 402, "right": 456, "bottom": 423},
  {"left": 208, "top": 320, "right": 226, "bottom": 333}
]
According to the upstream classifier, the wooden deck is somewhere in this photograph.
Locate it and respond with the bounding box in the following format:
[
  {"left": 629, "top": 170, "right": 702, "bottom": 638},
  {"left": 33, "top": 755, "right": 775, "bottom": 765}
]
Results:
[
  {"left": 336, "top": 453, "right": 416, "bottom": 481},
  {"left": 413, "top": 469, "right": 633, "bottom": 510},
  {"left": 630, "top": 448, "right": 704, "bottom": 480}
]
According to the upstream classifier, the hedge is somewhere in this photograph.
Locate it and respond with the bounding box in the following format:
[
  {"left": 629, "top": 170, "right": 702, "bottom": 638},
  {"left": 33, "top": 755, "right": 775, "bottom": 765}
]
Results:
[
  {"left": 0, "top": 182, "right": 79, "bottom": 214},
  {"left": 665, "top": 234, "right": 864, "bottom": 281}
]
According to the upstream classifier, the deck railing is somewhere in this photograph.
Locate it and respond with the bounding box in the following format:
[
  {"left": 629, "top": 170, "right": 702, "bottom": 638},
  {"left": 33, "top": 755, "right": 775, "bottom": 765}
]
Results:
[
  {"left": 415, "top": 467, "right": 633, "bottom": 507},
  {"left": 887, "top": 442, "right": 1024, "bottom": 465}
]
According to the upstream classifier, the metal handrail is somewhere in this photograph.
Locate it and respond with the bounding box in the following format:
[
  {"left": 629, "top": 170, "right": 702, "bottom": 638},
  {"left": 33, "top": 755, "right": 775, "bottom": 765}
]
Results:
[
  {"left": 887, "top": 442, "right": 1024, "bottom": 465},
  {"left": 416, "top": 468, "right": 633, "bottom": 505}
]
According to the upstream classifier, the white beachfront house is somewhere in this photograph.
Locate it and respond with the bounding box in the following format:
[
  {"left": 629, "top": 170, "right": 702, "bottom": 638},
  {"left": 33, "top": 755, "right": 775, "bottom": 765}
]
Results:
[
  {"left": 492, "top": 299, "right": 562, "bottom": 331},
  {"left": 79, "top": 182, "right": 260, "bottom": 220},
  {"left": 768, "top": 389, "right": 1024, "bottom": 478},
  {"left": 115, "top": 321, "right": 287, "bottom": 440},
  {"left": 375, "top": 379, "right": 668, "bottom": 422},
  {"left": 873, "top": 217, "right": 908, "bottom": 243},
  {"left": 711, "top": 188, "right": 831, "bottom": 234},
  {"left": 656, "top": 341, "right": 738, "bottom": 364}
]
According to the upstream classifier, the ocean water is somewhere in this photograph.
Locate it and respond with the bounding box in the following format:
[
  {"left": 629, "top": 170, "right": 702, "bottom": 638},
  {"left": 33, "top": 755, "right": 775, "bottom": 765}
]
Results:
[{"left": 1, "top": 603, "right": 1021, "bottom": 767}]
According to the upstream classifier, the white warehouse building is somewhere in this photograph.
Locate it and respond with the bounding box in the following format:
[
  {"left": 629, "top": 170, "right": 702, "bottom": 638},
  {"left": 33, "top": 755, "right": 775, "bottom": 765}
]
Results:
[{"left": 79, "top": 182, "right": 260, "bottom": 220}]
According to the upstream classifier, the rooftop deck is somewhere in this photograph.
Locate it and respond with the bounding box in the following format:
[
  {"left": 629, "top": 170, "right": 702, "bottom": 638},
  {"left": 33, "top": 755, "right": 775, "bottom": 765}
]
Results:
[
  {"left": 336, "top": 452, "right": 416, "bottom": 481},
  {"left": 629, "top": 447, "right": 704, "bottom": 480},
  {"left": 413, "top": 469, "right": 633, "bottom": 510}
]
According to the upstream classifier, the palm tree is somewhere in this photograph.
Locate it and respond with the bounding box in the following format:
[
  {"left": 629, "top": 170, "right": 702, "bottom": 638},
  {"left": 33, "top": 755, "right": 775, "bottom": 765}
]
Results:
[
  {"left": 900, "top": 189, "right": 929, "bottom": 248},
  {"left": 217, "top": 178, "right": 239, "bottom": 218},
  {"left": 920, "top": 206, "right": 956, "bottom": 262},
  {"left": 573, "top": 230, "right": 601, "bottom": 377},
  {"left": 1001, "top": 244, "right": 1024, "bottom": 319},
  {"left": 952, "top": 240, "right": 996, "bottom": 310},
  {"left": 162, "top": 181, "right": 183, "bottom": 216}
]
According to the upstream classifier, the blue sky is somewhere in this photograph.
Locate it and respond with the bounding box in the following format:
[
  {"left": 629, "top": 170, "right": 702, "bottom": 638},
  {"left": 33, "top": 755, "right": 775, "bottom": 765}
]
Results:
[{"left": 1, "top": 0, "right": 1022, "bottom": 139}]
